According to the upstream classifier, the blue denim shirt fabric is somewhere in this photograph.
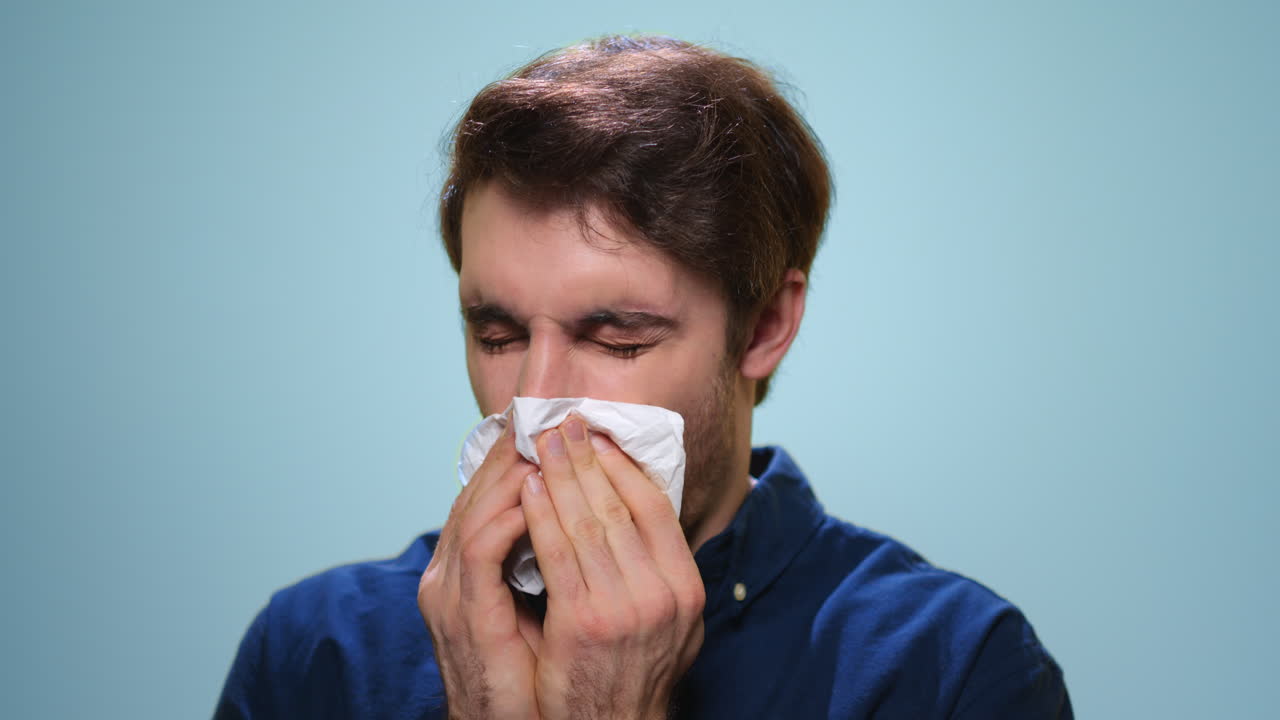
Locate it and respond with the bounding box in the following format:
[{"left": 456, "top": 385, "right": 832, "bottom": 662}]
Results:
[{"left": 216, "top": 446, "right": 1071, "bottom": 719}]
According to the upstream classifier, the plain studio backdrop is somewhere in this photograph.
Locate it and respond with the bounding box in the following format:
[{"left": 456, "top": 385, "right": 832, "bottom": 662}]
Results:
[{"left": 3, "top": 2, "right": 1276, "bottom": 718}]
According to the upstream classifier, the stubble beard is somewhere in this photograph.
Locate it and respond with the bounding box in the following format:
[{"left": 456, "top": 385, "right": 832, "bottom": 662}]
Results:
[{"left": 676, "top": 360, "right": 741, "bottom": 544}]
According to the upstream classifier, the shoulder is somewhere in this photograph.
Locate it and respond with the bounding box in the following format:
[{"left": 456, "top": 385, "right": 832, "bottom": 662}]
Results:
[
  {"left": 263, "top": 531, "right": 440, "bottom": 641},
  {"left": 804, "top": 518, "right": 1071, "bottom": 717},
  {"left": 748, "top": 446, "right": 1031, "bottom": 640},
  {"left": 273, "top": 531, "right": 439, "bottom": 605},
  {"left": 804, "top": 515, "right": 1040, "bottom": 653},
  {"left": 217, "top": 532, "right": 445, "bottom": 718},
  {"left": 812, "top": 517, "right": 1010, "bottom": 618}
]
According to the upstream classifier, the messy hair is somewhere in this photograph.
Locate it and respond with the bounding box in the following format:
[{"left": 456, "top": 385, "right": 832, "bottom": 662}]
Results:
[{"left": 440, "top": 35, "right": 831, "bottom": 404}]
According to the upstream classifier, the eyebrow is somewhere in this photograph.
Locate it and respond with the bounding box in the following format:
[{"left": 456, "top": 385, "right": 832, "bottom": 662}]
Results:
[
  {"left": 461, "top": 303, "right": 678, "bottom": 333},
  {"left": 461, "top": 303, "right": 518, "bottom": 327},
  {"left": 578, "top": 310, "right": 678, "bottom": 333}
]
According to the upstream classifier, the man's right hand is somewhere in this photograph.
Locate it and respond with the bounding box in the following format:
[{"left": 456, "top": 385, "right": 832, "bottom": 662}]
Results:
[{"left": 418, "top": 427, "right": 542, "bottom": 720}]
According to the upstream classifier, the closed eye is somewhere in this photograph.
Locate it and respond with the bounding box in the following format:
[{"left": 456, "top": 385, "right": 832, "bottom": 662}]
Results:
[
  {"left": 474, "top": 334, "right": 525, "bottom": 354},
  {"left": 597, "top": 342, "right": 649, "bottom": 359}
]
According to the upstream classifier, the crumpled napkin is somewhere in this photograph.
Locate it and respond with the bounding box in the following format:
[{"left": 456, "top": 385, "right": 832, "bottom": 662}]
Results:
[{"left": 457, "top": 396, "right": 686, "bottom": 594}]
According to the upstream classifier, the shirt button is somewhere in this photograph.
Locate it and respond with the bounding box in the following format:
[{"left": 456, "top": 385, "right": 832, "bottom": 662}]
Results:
[{"left": 733, "top": 582, "right": 747, "bottom": 602}]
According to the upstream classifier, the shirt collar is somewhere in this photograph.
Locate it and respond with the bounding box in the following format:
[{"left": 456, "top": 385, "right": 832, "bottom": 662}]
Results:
[{"left": 693, "top": 446, "right": 826, "bottom": 622}]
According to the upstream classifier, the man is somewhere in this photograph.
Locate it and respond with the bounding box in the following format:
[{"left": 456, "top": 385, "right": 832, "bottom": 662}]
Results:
[{"left": 217, "top": 35, "right": 1071, "bottom": 719}]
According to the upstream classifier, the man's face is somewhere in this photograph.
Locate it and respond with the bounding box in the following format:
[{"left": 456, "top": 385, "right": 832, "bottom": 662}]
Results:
[{"left": 458, "top": 182, "right": 740, "bottom": 533}]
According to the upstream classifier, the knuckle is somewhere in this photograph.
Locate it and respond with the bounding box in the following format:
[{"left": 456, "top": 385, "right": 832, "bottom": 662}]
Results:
[
  {"left": 639, "top": 487, "right": 675, "bottom": 519},
  {"left": 600, "top": 497, "right": 633, "bottom": 526},
  {"left": 419, "top": 566, "right": 447, "bottom": 599},
  {"left": 418, "top": 584, "right": 455, "bottom": 634},
  {"left": 424, "top": 552, "right": 442, "bottom": 573},
  {"left": 576, "top": 608, "right": 618, "bottom": 645},
  {"left": 571, "top": 515, "right": 606, "bottom": 545},
  {"left": 419, "top": 566, "right": 438, "bottom": 590},
  {"left": 544, "top": 541, "right": 575, "bottom": 569},
  {"left": 640, "top": 588, "right": 678, "bottom": 627},
  {"left": 680, "top": 583, "right": 707, "bottom": 614},
  {"left": 572, "top": 450, "right": 599, "bottom": 473}
]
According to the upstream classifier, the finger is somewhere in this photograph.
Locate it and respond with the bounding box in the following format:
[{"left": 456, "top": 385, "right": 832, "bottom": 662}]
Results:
[
  {"left": 457, "top": 504, "right": 528, "bottom": 607},
  {"left": 537, "top": 424, "right": 623, "bottom": 590},
  {"left": 570, "top": 431, "right": 703, "bottom": 652},
  {"left": 438, "top": 425, "right": 521, "bottom": 560},
  {"left": 559, "top": 421, "right": 658, "bottom": 585},
  {"left": 461, "top": 423, "right": 522, "bottom": 516},
  {"left": 593, "top": 432, "right": 699, "bottom": 586},
  {"left": 519, "top": 470, "right": 585, "bottom": 602},
  {"left": 454, "top": 504, "right": 533, "bottom": 668},
  {"left": 458, "top": 456, "right": 538, "bottom": 547},
  {"left": 432, "top": 480, "right": 476, "bottom": 567}
]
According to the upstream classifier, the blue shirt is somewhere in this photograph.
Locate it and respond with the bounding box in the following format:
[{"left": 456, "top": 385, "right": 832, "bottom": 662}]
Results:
[{"left": 216, "top": 447, "right": 1071, "bottom": 718}]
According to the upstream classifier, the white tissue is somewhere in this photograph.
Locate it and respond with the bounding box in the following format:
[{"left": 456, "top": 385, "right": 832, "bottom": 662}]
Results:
[{"left": 457, "top": 396, "right": 686, "bottom": 594}]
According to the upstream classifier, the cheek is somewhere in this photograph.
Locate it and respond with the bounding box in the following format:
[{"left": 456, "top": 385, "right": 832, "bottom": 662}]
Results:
[
  {"left": 577, "top": 366, "right": 662, "bottom": 405},
  {"left": 627, "top": 349, "right": 727, "bottom": 412},
  {"left": 466, "top": 350, "right": 521, "bottom": 416}
]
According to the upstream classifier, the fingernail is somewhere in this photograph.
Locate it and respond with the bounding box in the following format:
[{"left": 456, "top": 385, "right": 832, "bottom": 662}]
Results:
[
  {"left": 589, "top": 432, "right": 613, "bottom": 454},
  {"left": 564, "top": 418, "right": 586, "bottom": 442},
  {"left": 547, "top": 430, "right": 566, "bottom": 457},
  {"left": 525, "top": 472, "right": 544, "bottom": 494}
]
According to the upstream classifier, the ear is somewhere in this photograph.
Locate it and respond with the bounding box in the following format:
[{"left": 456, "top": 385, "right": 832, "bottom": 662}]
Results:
[{"left": 739, "top": 269, "right": 807, "bottom": 381}]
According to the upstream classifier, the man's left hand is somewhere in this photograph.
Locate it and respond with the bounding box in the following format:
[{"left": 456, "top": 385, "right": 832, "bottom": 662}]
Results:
[{"left": 518, "top": 415, "right": 706, "bottom": 720}]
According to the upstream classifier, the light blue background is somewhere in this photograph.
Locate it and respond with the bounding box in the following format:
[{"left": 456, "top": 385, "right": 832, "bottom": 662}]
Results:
[{"left": 3, "top": 2, "right": 1276, "bottom": 718}]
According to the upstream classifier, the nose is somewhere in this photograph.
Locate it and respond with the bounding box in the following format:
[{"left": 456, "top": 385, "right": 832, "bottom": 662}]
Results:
[{"left": 516, "top": 330, "right": 572, "bottom": 399}]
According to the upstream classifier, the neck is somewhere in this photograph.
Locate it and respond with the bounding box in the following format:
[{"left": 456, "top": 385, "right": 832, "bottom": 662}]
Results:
[{"left": 687, "top": 467, "right": 752, "bottom": 553}]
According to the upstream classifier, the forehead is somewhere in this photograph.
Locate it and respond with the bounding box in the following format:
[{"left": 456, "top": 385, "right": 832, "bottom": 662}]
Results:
[{"left": 457, "top": 183, "right": 712, "bottom": 317}]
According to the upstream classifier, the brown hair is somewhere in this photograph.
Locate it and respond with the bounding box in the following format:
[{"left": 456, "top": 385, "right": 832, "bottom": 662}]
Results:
[{"left": 440, "top": 35, "right": 831, "bottom": 404}]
